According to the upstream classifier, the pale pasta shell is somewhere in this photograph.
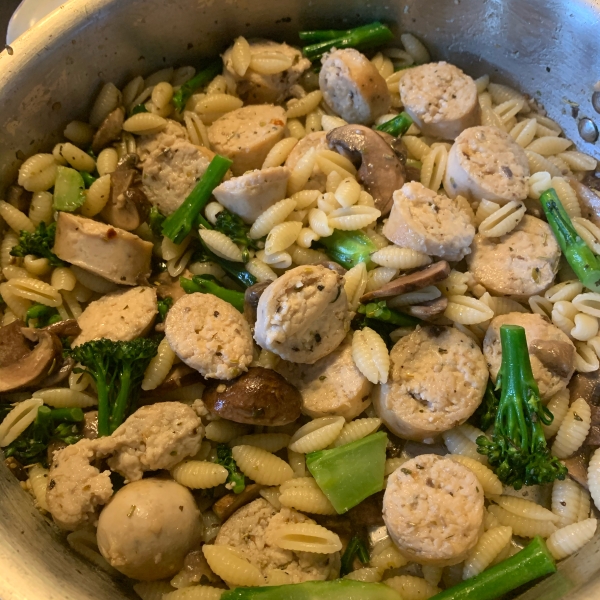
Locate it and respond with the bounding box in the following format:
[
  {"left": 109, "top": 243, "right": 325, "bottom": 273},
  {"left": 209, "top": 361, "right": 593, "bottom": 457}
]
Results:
[
  {"left": 489, "top": 495, "right": 560, "bottom": 522},
  {"left": 32, "top": 388, "right": 97, "bottom": 408},
  {"left": 5, "top": 278, "right": 62, "bottom": 307},
  {"left": 558, "top": 151, "right": 597, "bottom": 172},
  {"left": 202, "top": 545, "right": 264, "bottom": 586},
  {"left": 526, "top": 136, "right": 573, "bottom": 156},
  {"left": 229, "top": 433, "right": 291, "bottom": 453},
  {"left": 384, "top": 575, "right": 440, "bottom": 600},
  {"left": 123, "top": 112, "right": 167, "bottom": 135},
  {"left": 286, "top": 90, "right": 323, "bottom": 118},
  {"left": 463, "top": 526, "right": 513, "bottom": 580},
  {"left": 420, "top": 145, "right": 448, "bottom": 191},
  {"left": 332, "top": 418, "right": 381, "bottom": 448},
  {"left": 344, "top": 568, "right": 382, "bottom": 583},
  {"left": 288, "top": 416, "right": 345, "bottom": 453},
  {"left": 245, "top": 258, "right": 277, "bottom": 283},
  {"left": 0, "top": 398, "right": 43, "bottom": 447},
  {"left": 59, "top": 142, "right": 96, "bottom": 172},
  {"left": 232, "top": 445, "right": 294, "bottom": 485},
  {"left": 265, "top": 221, "right": 303, "bottom": 255},
  {"left": 487, "top": 504, "right": 556, "bottom": 538},
  {"left": 271, "top": 522, "right": 342, "bottom": 554},
  {"left": 370, "top": 542, "right": 409, "bottom": 571},
  {"left": 171, "top": 460, "right": 229, "bottom": 489},
  {"left": 400, "top": 32, "right": 431, "bottom": 64},
  {"left": 279, "top": 478, "right": 336, "bottom": 515},
  {"left": 0, "top": 201, "right": 35, "bottom": 233},
  {"left": 546, "top": 518, "right": 597, "bottom": 560},
  {"left": 199, "top": 229, "right": 243, "bottom": 262},
  {"left": 328, "top": 206, "right": 381, "bottom": 230},
  {"left": 444, "top": 295, "right": 494, "bottom": 325},
  {"left": 370, "top": 246, "right": 431, "bottom": 269},
  {"left": 142, "top": 336, "right": 176, "bottom": 391},
  {"left": 205, "top": 420, "right": 249, "bottom": 443},
  {"left": 28, "top": 191, "right": 54, "bottom": 226},
  {"left": 552, "top": 397, "right": 592, "bottom": 458},
  {"left": 542, "top": 388, "right": 570, "bottom": 439},
  {"left": 552, "top": 477, "right": 584, "bottom": 527},
  {"left": 90, "top": 82, "right": 121, "bottom": 127},
  {"left": 447, "top": 455, "right": 502, "bottom": 496},
  {"left": 442, "top": 429, "right": 487, "bottom": 464},
  {"left": 343, "top": 262, "right": 368, "bottom": 311},
  {"left": 28, "top": 463, "right": 50, "bottom": 512},
  {"left": 163, "top": 586, "right": 224, "bottom": 600},
  {"left": 572, "top": 293, "right": 600, "bottom": 318},
  {"left": 63, "top": 121, "right": 94, "bottom": 147},
  {"left": 308, "top": 208, "right": 334, "bottom": 237},
  {"left": 475, "top": 199, "right": 501, "bottom": 226},
  {"left": 478, "top": 201, "right": 526, "bottom": 237},
  {"left": 81, "top": 174, "right": 112, "bottom": 217},
  {"left": 510, "top": 118, "right": 537, "bottom": 148},
  {"left": 262, "top": 137, "right": 298, "bottom": 169},
  {"left": 249, "top": 198, "right": 297, "bottom": 240},
  {"left": 588, "top": 448, "right": 600, "bottom": 511},
  {"left": 231, "top": 36, "right": 252, "bottom": 76}
]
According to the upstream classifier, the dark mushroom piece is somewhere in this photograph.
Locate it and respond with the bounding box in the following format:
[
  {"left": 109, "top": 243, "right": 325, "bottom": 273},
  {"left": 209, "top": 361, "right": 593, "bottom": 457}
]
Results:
[
  {"left": 326, "top": 125, "right": 405, "bottom": 215},
  {"left": 568, "top": 371, "right": 600, "bottom": 448},
  {"left": 375, "top": 131, "right": 408, "bottom": 164},
  {"left": 38, "top": 356, "right": 75, "bottom": 388},
  {"left": 4, "top": 457, "right": 28, "bottom": 482},
  {"left": 43, "top": 319, "right": 81, "bottom": 338},
  {"left": 141, "top": 364, "right": 206, "bottom": 402},
  {"left": 212, "top": 483, "right": 265, "bottom": 521},
  {"left": 361, "top": 261, "right": 451, "bottom": 303},
  {"left": 0, "top": 320, "right": 32, "bottom": 367},
  {"left": 401, "top": 296, "right": 449, "bottom": 321},
  {"left": 243, "top": 281, "right": 271, "bottom": 325},
  {"left": 203, "top": 367, "right": 302, "bottom": 426},
  {"left": 529, "top": 339, "right": 576, "bottom": 380},
  {"left": 568, "top": 176, "right": 600, "bottom": 228},
  {"left": 317, "top": 261, "right": 347, "bottom": 276},
  {"left": 91, "top": 106, "right": 125, "bottom": 154},
  {"left": 82, "top": 411, "right": 99, "bottom": 440}
]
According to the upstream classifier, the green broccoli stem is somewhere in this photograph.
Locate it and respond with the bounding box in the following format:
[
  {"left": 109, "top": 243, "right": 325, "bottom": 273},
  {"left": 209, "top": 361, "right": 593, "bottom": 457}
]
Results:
[
  {"left": 162, "top": 154, "right": 232, "bottom": 244},
  {"left": 48, "top": 407, "right": 84, "bottom": 423},
  {"left": 95, "top": 365, "right": 111, "bottom": 437},
  {"left": 180, "top": 275, "right": 245, "bottom": 312},
  {"left": 110, "top": 366, "right": 132, "bottom": 434},
  {"left": 298, "top": 28, "right": 359, "bottom": 43},
  {"left": 302, "top": 22, "right": 394, "bottom": 60},
  {"left": 430, "top": 537, "right": 556, "bottom": 600},
  {"left": 375, "top": 111, "right": 413, "bottom": 137},
  {"left": 540, "top": 188, "right": 600, "bottom": 292},
  {"left": 317, "top": 229, "right": 377, "bottom": 270},
  {"left": 172, "top": 58, "right": 223, "bottom": 112},
  {"left": 357, "top": 301, "right": 420, "bottom": 327},
  {"left": 198, "top": 244, "right": 257, "bottom": 288}
]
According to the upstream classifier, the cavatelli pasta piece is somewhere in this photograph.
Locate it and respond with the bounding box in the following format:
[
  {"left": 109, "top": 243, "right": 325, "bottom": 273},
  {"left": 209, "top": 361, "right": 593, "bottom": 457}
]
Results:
[
  {"left": 288, "top": 417, "right": 345, "bottom": 453},
  {"left": 199, "top": 229, "right": 243, "bottom": 262},
  {"left": 370, "top": 542, "right": 409, "bottom": 571},
  {"left": 527, "top": 136, "right": 573, "bottom": 156},
  {"left": 81, "top": 174, "right": 112, "bottom": 217},
  {"left": 384, "top": 457, "right": 409, "bottom": 476},
  {"left": 171, "top": 460, "right": 229, "bottom": 489},
  {"left": 510, "top": 118, "right": 537, "bottom": 148},
  {"left": 0, "top": 398, "right": 43, "bottom": 448},
  {"left": 489, "top": 495, "right": 560, "bottom": 523},
  {"left": 90, "top": 82, "right": 122, "bottom": 127},
  {"left": 444, "top": 295, "right": 494, "bottom": 325},
  {"left": 479, "top": 292, "right": 527, "bottom": 317},
  {"left": 64, "top": 120, "right": 94, "bottom": 147},
  {"left": 370, "top": 246, "right": 431, "bottom": 269},
  {"left": 18, "top": 154, "right": 58, "bottom": 192},
  {"left": 344, "top": 567, "right": 382, "bottom": 582},
  {"left": 67, "top": 370, "right": 92, "bottom": 394},
  {"left": 363, "top": 227, "right": 389, "bottom": 250},
  {"left": 96, "top": 148, "right": 119, "bottom": 176},
  {"left": 28, "top": 463, "right": 50, "bottom": 511},
  {"left": 572, "top": 293, "right": 600, "bottom": 318},
  {"left": 0, "top": 201, "right": 35, "bottom": 233},
  {"left": 202, "top": 545, "right": 264, "bottom": 586},
  {"left": 231, "top": 36, "right": 252, "bottom": 76},
  {"left": 542, "top": 388, "right": 570, "bottom": 439},
  {"left": 32, "top": 388, "right": 97, "bottom": 408},
  {"left": 142, "top": 336, "right": 176, "bottom": 391},
  {"left": 577, "top": 487, "right": 591, "bottom": 522},
  {"left": 558, "top": 151, "right": 597, "bottom": 172},
  {"left": 163, "top": 586, "right": 224, "bottom": 600},
  {"left": 328, "top": 206, "right": 381, "bottom": 230},
  {"left": 50, "top": 267, "right": 77, "bottom": 291},
  {"left": 552, "top": 397, "right": 592, "bottom": 458},
  {"left": 437, "top": 270, "right": 470, "bottom": 297},
  {"left": 352, "top": 328, "right": 384, "bottom": 384},
  {"left": 232, "top": 445, "right": 294, "bottom": 485},
  {"left": 288, "top": 148, "right": 318, "bottom": 195},
  {"left": 257, "top": 249, "right": 292, "bottom": 269},
  {"left": 59, "top": 142, "right": 96, "bottom": 172},
  {"left": 447, "top": 455, "right": 502, "bottom": 496},
  {"left": 442, "top": 429, "right": 487, "bottom": 464},
  {"left": 295, "top": 227, "right": 320, "bottom": 249},
  {"left": 589, "top": 448, "right": 600, "bottom": 511},
  {"left": 343, "top": 262, "right": 368, "bottom": 312},
  {"left": 151, "top": 81, "right": 174, "bottom": 110},
  {"left": 573, "top": 217, "right": 600, "bottom": 255},
  {"left": 483, "top": 508, "right": 501, "bottom": 531},
  {"left": 286, "top": 90, "right": 323, "bottom": 119},
  {"left": 249, "top": 198, "right": 297, "bottom": 240},
  {"left": 5, "top": 278, "right": 62, "bottom": 307},
  {"left": 334, "top": 177, "right": 361, "bottom": 208},
  {"left": 259, "top": 487, "right": 282, "bottom": 510},
  {"left": 364, "top": 267, "right": 398, "bottom": 293},
  {"left": 545, "top": 279, "right": 584, "bottom": 303},
  {"left": 183, "top": 111, "right": 211, "bottom": 147},
  {"left": 332, "top": 418, "right": 381, "bottom": 448},
  {"left": 400, "top": 32, "right": 431, "bottom": 64},
  {"left": 475, "top": 199, "right": 501, "bottom": 227},
  {"left": 205, "top": 420, "right": 249, "bottom": 444},
  {"left": 420, "top": 145, "right": 448, "bottom": 191},
  {"left": 308, "top": 207, "right": 334, "bottom": 237},
  {"left": 271, "top": 522, "right": 342, "bottom": 554},
  {"left": 24, "top": 256, "right": 51, "bottom": 277},
  {"left": 403, "top": 136, "right": 431, "bottom": 161},
  {"left": 384, "top": 575, "right": 440, "bottom": 600},
  {"left": 551, "top": 478, "right": 583, "bottom": 527},
  {"left": 463, "top": 526, "right": 513, "bottom": 579},
  {"left": 279, "top": 478, "right": 336, "bottom": 515},
  {"left": 262, "top": 137, "right": 298, "bottom": 169},
  {"left": 321, "top": 115, "right": 348, "bottom": 132},
  {"left": 229, "top": 433, "right": 291, "bottom": 453},
  {"left": 570, "top": 313, "right": 599, "bottom": 342},
  {"left": 316, "top": 150, "right": 357, "bottom": 178},
  {"left": 287, "top": 449, "right": 306, "bottom": 478},
  {"left": 478, "top": 201, "right": 526, "bottom": 237},
  {"left": 123, "top": 112, "right": 167, "bottom": 135},
  {"left": 28, "top": 191, "right": 54, "bottom": 226},
  {"left": 0, "top": 282, "right": 31, "bottom": 319},
  {"left": 487, "top": 504, "right": 557, "bottom": 538},
  {"left": 546, "top": 518, "right": 597, "bottom": 560},
  {"left": 265, "top": 221, "right": 303, "bottom": 255},
  {"left": 525, "top": 150, "right": 562, "bottom": 177}
]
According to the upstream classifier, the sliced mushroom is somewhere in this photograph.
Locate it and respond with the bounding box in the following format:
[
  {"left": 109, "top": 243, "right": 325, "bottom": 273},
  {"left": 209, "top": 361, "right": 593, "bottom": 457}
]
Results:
[
  {"left": 91, "top": 106, "right": 125, "bottom": 154},
  {"left": 243, "top": 281, "right": 271, "bottom": 325},
  {"left": 361, "top": 261, "right": 451, "bottom": 303},
  {"left": 0, "top": 320, "right": 32, "bottom": 367},
  {"left": 101, "top": 164, "right": 150, "bottom": 231},
  {"left": 326, "top": 125, "right": 405, "bottom": 215},
  {"left": 317, "top": 261, "right": 347, "bottom": 276},
  {"left": 401, "top": 296, "right": 449, "bottom": 320},
  {"left": 203, "top": 367, "right": 302, "bottom": 426},
  {"left": 529, "top": 339, "right": 576, "bottom": 380},
  {"left": 0, "top": 329, "right": 63, "bottom": 392},
  {"left": 568, "top": 176, "right": 600, "bottom": 227},
  {"left": 38, "top": 356, "right": 75, "bottom": 388},
  {"left": 82, "top": 411, "right": 99, "bottom": 440},
  {"left": 376, "top": 131, "right": 408, "bottom": 164},
  {"left": 154, "top": 271, "right": 190, "bottom": 303},
  {"left": 569, "top": 370, "right": 600, "bottom": 406},
  {"left": 212, "top": 483, "right": 265, "bottom": 521},
  {"left": 44, "top": 319, "right": 82, "bottom": 338}
]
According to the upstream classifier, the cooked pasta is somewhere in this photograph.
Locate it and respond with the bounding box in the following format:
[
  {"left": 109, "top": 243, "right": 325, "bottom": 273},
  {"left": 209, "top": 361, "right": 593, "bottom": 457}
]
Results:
[
  {"left": 542, "top": 388, "right": 570, "bottom": 439},
  {"left": 463, "top": 526, "right": 513, "bottom": 579},
  {"left": 351, "top": 327, "right": 389, "bottom": 384},
  {"left": 489, "top": 495, "right": 559, "bottom": 522},
  {"left": 0, "top": 398, "right": 43, "bottom": 448},
  {"left": 202, "top": 545, "right": 264, "bottom": 586},
  {"left": 546, "top": 519, "right": 598, "bottom": 560},
  {"left": 369, "top": 542, "right": 409, "bottom": 571},
  {"left": 370, "top": 245, "right": 431, "bottom": 269},
  {"left": 364, "top": 266, "right": 398, "bottom": 293},
  {"left": 442, "top": 429, "right": 487, "bottom": 464},
  {"left": 28, "top": 464, "right": 50, "bottom": 512},
  {"left": 384, "top": 575, "right": 440, "bottom": 600},
  {"left": 171, "top": 460, "right": 229, "bottom": 489},
  {"left": 142, "top": 336, "right": 176, "bottom": 391},
  {"left": 249, "top": 198, "right": 296, "bottom": 239},
  {"left": 198, "top": 229, "right": 243, "bottom": 262},
  {"left": 552, "top": 478, "right": 584, "bottom": 527},
  {"left": 265, "top": 221, "right": 303, "bottom": 255},
  {"left": 344, "top": 568, "right": 382, "bottom": 583},
  {"left": 32, "top": 388, "right": 97, "bottom": 408},
  {"left": 17, "top": 154, "right": 58, "bottom": 192},
  {"left": 444, "top": 295, "right": 494, "bottom": 325},
  {"left": 478, "top": 201, "right": 526, "bottom": 237},
  {"left": 343, "top": 262, "right": 368, "bottom": 311},
  {"left": 558, "top": 151, "right": 597, "bottom": 171},
  {"left": 24, "top": 255, "right": 51, "bottom": 277},
  {"left": 288, "top": 416, "right": 345, "bottom": 453},
  {"left": 28, "top": 191, "right": 54, "bottom": 226},
  {"left": 123, "top": 112, "right": 167, "bottom": 135},
  {"left": 487, "top": 505, "right": 557, "bottom": 538},
  {"left": 89, "top": 82, "right": 122, "bottom": 127},
  {"left": 205, "top": 420, "right": 249, "bottom": 444},
  {"left": 551, "top": 397, "right": 592, "bottom": 458},
  {"left": 526, "top": 136, "right": 572, "bottom": 156},
  {"left": 331, "top": 418, "right": 381, "bottom": 448},
  {"left": 328, "top": 205, "right": 380, "bottom": 230},
  {"left": 475, "top": 199, "right": 501, "bottom": 226},
  {"left": 279, "top": 477, "right": 336, "bottom": 515},
  {"left": 163, "top": 586, "right": 224, "bottom": 600},
  {"left": 229, "top": 433, "right": 291, "bottom": 453},
  {"left": 287, "top": 449, "right": 307, "bottom": 478},
  {"left": 4, "top": 278, "right": 62, "bottom": 307},
  {"left": 420, "top": 144, "right": 448, "bottom": 191},
  {"left": 232, "top": 445, "right": 294, "bottom": 485},
  {"left": 447, "top": 455, "right": 503, "bottom": 496},
  {"left": 271, "top": 522, "right": 342, "bottom": 554},
  {"left": 388, "top": 285, "right": 442, "bottom": 308},
  {"left": 0, "top": 201, "right": 35, "bottom": 233}
]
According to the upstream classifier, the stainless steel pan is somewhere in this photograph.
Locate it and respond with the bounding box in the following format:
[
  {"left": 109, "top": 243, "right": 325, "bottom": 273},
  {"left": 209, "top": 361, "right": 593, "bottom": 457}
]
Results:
[{"left": 1, "top": 1, "right": 600, "bottom": 598}]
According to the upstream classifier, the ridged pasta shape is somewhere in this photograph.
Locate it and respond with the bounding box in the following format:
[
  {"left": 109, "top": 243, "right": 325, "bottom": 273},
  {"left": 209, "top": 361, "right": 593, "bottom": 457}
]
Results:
[
  {"left": 199, "top": 229, "right": 243, "bottom": 262},
  {"left": 572, "top": 293, "right": 600, "bottom": 318},
  {"left": 50, "top": 267, "right": 77, "bottom": 292},
  {"left": 232, "top": 445, "right": 294, "bottom": 485},
  {"left": 202, "top": 545, "right": 264, "bottom": 586},
  {"left": 17, "top": 154, "right": 57, "bottom": 192},
  {"left": 343, "top": 567, "right": 382, "bottom": 582},
  {"left": 442, "top": 429, "right": 487, "bottom": 464},
  {"left": 334, "top": 177, "right": 361, "bottom": 208},
  {"left": 270, "top": 522, "right": 342, "bottom": 554},
  {"left": 403, "top": 136, "right": 431, "bottom": 161},
  {"left": 447, "top": 455, "right": 502, "bottom": 496},
  {"left": 133, "top": 581, "right": 176, "bottom": 600},
  {"left": 183, "top": 111, "right": 210, "bottom": 147},
  {"left": 259, "top": 487, "right": 282, "bottom": 510},
  {"left": 559, "top": 151, "right": 597, "bottom": 171},
  {"left": 28, "top": 191, "right": 54, "bottom": 226},
  {"left": 384, "top": 575, "right": 440, "bottom": 600},
  {"left": 171, "top": 460, "right": 229, "bottom": 489},
  {"left": 205, "top": 420, "right": 249, "bottom": 443},
  {"left": 142, "top": 336, "right": 176, "bottom": 391},
  {"left": 369, "top": 542, "right": 409, "bottom": 571},
  {"left": 0, "top": 398, "right": 43, "bottom": 447},
  {"left": 437, "top": 270, "right": 470, "bottom": 297},
  {"left": 487, "top": 504, "right": 557, "bottom": 538},
  {"left": 483, "top": 508, "right": 501, "bottom": 531},
  {"left": 552, "top": 478, "right": 584, "bottom": 527},
  {"left": 123, "top": 112, "right": 167, "bottom": 135},
  {"left": 589, "top": 448, "right": 600, "bottom": 512},
  {"left": 308, "top": 207, "right": 334, "bottom": 237},
  {"left": 489, "top": 495, "right": 559, "bottom": 522},
  {"left": 526, "top": 136, "right": 572, "bottom": 156},
  {"left": 384, "top": 457, "right": 409, "bottom": 476},
  {"left": 0, "top": 282, "right": 30, "bottom": 319},
  {"left": 5, "top": 278, "right": 62, "bottom": 307},
  {"left": 59, "top": 142, "right": 96, "bottom": 172},
  {"left": 279, "top": 477, "right": 336, "bottom": 515},
  {"left": 316, "top": 150, "right": 357, "bottom": 177},
  {"left": 32, "top": 388, "right": 97, "bottom": 408},
  {"left": 343, "top": 262, "right": 368, "bottom": 311},
  {"left": 81, "top": 174, "right": 111, "bottom": 217},
  {"left": 23, "top": 256, "right": 51, "bottom": 277},
  {"left": 552, "top": 397, "right": 592, "bottom": 459},
  {"left": 0, "top": 201, "right": 35, "bottom": 234},
  {"left": 420, "top": 145, "right": 448, "bottom": 191},
  {"left": 288, "top": 416, "right": 345, "bottom": 453},
  {"left": 577, "top": 487, "right": 592, "bottom": 522},
  {"left": 463, "top": 526, "right": 513, "bottom": 579},
  {"left": 262, "top": 137, "right": 298, "bottom": 169},
  {"left": 478, "top": 201, "right": 526, "bottom": 237},
  {"left": 229, "top": 433, "right": 291, "bottom": 453},
  {"left": 475, "top": 199, "right": 501, "bottom": 226},
  {"left": 543, "top": 388, "right": 571, "bottom": 439},
  {"left": 332, "top": 418, "right": 381, "bottom": 448},
  {"left": 444, "top": 295, "right": 494, "bottom": 325},
  {"left": 28, "top": 464, "right": 50, "bottom": 512},
  {"left": 328, "top": 206, "right": 381, "bottom": 231},
  {"left": 370, "top": 246, "right": 431, "bottom": 269},
  {"left": 364, "top": 267, "right": 398, "bottom": 293},
  {"left": 249, "top": 198, "right": 296, "bottom": 239},
  {"left": 552, "top": 176, "right": 581, "bottom": 219},
  {"left": 525, "top": 150, "right": 562, "bottom": 177},
  {"left": 163, "top": 586, "right": 224, "bottom": 600},
  {"left": 231, "top": 36, "right": 252, "bottom": 76},
  {"left": 265, "top": 221, "right": 303, "bottom": 255},
  {"left": 288, "top": 148, "right": 318, "bottom": 195},
  {"left": 546, "top": 518, "right": 597, "bottom": 560},
  {"left": 90, "top": 82, "right": 122, "bottom": 127},
  {"left": 353, "top": 327, "right": 389, "bottom": 384},
  {"left": 479, "top": 292, "right": 527, "bottom": 317},
  {"left": 287, "top": 449, "right": 306, "bottom": 478}
]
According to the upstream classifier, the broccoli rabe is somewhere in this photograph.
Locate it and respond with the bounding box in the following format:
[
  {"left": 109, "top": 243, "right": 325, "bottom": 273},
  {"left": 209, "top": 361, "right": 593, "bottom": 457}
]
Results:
[
  {"left": 374, "top": 111, "right": 413, "bottom": 137},
  {"left": 317, "top": 229, "right": 377, "bottom": 270},
  {"left": 157, "top": 297, "right": 173, "bottom": 322},
  {"left": 148, "top": 206, "right": 166, "bottom": 237},
  {"left": 66, "top": 338, "right": 160, "bottom": 436},
  {"left": 25, "top": 303, "right": 61, "bottom": 327},
  {"left": 476, "top": 325, "right": 567, "bottom": 489},
  {"left": 340, "top": 535, "right": 370, "bottom": 576},
  {"left": 216, "top": 444, "right": 245, "bottom": 493},
  {"left": 473, "top": 379, "right": 499, "bottom": 432},
  {"left": 10, "top": 221, "right": 64, "bottom": 267},
  {"left": 180, "top": 275, "right": 245, "bottom": 312},
  {"left": 353, "top": 300, "right": 420, "bottom": 347}
]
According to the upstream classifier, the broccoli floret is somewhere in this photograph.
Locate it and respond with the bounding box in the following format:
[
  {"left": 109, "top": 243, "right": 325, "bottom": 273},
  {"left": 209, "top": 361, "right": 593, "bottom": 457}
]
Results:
[
  {"left": 66, "top": 338, "right": 160, "bottom": 436},
  {"left": 476, "top": 325, "right": 567, "bottom": 489},
  {"left": 473, "top": 379, "right": 500, "bottom": 432},
  {"left": 213, "top": 208, "right": 260, "bottom": 262},
  {"left": 10, "top": 221, "right": 64, "bottom": 267},
  {"left": 216, "top": 444, "right": 245, "bottom": 493},
  {"left": 180, "top": 275, "right": 245, "bottom": 312},
  {"left": 25, "top": 303, "right": 61, "bottom": 327}
]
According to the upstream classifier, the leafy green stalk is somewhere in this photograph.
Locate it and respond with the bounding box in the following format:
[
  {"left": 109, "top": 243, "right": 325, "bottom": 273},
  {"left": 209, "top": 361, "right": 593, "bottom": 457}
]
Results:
[
  {"left": 157, "top": 297, "right": 173, "bottom": 322},
  {"left": 162, "top": 154, "right": 232, "bottom": 244},
  {"left": 66, "top": 338, "right": 160, "bottom": 436},
  {"left": 340, "top": 535, "right": 370, "bottom": 576},
  {"left": 429, "top": 537, "right": 556, "bottom": 600},
  {"left": 172, "top": 58, "right": 224, "bottom": 112},
  {"left": 10, "top": 221, "right": 64, "bottom": 267},
  {"left": 25, "top": 303, "right": 61, "bottom": 327},
  {"left": 301, "top": 22, "right": 394, "bottom": 60},
  {"left": 540, "top": 188, "right": 600, "bottom": 292},
  {"left": 317, "top": 229, "right": 377, "bottom": 270},
  {"left": 180, "top": 275, "right": 245, "bottom": 312},
  {"left": 374, "top": 111, "right": 413, "bottom": 137},
  {"left": 4, "top": 405, "right": 84, "bottom": 466},
  {"left": 148, "top": 206, "right": 166, "bottom": 237},
  {"left": 476, "top": 325, "right": 567, "bottom": 489},
  {"left": 299, "top": 28, "right": 364, "bottom": 43},
  {"left": 216, "top": 444, "right": 245, "bottom": 493}
]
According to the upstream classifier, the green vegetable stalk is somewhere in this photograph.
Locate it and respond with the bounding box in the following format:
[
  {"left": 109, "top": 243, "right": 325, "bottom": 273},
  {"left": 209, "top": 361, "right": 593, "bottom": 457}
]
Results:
[
  {"left": 476, "top": 325, "right": 567, "bottom": 489},
  {"left": 374, "top": 111, "right": 413, "bottom": 137},
  {"left": 79, "top": 171, "right": 98, "bottom": 188},
  {"left": 180, "top": 275, "right": 245, "bottom": 312},
  {"left": 216, "top": 444, "right": 245, "bottom": 493},
  {"left": 10, "top": 221, "right": 64, "bottom": 267},
  {"left": 172, "top": 58, "right": 224, "bottom": 112},
  {"left": 317, "top": 229, "right": 377, "bottom": 270},
  {"left": 429, "top": 537, "right": 556, "bottom": 600},
  {"left": 148, "top": 206, "right": 166, "bottom": 237},
  {"left": 301, "top": 22, "right": 394, "bottom": 60},
  {"left": 130, "top": 103, "right": 149, "bottom": 116},
  {"left": 340, "top": 535, "right": 370, "bottom": 576},
  {"left": 157, "top": 297, "right": 173, "bottom": 322},
  {"left": 66, "top": 338, "right": 160, "bottom": 436},
  {"left": 197, "top": 244, "right": 257, "bottom": 289},
  {"left": 53, "top": 166, "right": 86, "bottom": 212},
  {"left": 162, "top": 154, "right": 232, "bottom": 244},
  {"left": 25, "top": 303, "right": 61, "bottom": 327},
  {"left": 540, "top": 188, "right": 600, "bottom": 292},
  {"left": 357, "top": 301, "right": 420, "bottom": 327},
  {"left": 474, "top": 379, "right": 499, "bottom": 432}
]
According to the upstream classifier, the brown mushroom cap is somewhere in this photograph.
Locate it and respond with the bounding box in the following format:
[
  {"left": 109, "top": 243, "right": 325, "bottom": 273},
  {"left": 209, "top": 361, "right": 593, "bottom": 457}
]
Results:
[
  {"left": 529, "top": 339, "right": 576, "bottom": 380},
  {"left": 243, "top": 281, "right": 271, "bottom": 325},
  {"left": 569, "top": 176, "right": 600, "bottom": 228},
  {"left": 102, "top": 164, "right": 150, "bottom": 231},
  {"left": 326, "top": 125, "right": 405, "bottom": 215},
  {"left": 203, "top": 367, "right": 302, "bottom": 426},
  {"left": 212, "top": 483, "right": 265, "bottom": 521},
  {"left": 0, "top": 320, "right": 31, "bottom": 367},
  {"left": 401, "top": 296, "right": 449, "bottom": 320},
  {"left": 91, "top": 106, "right": 125, "bottom": 154}
]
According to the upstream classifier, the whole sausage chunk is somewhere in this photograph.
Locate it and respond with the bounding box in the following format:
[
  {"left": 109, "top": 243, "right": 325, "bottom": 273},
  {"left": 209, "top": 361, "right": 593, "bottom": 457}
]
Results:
[
  {"left": 382, "top": 182, "right": 475, "bottom": 261},
  {"left": 484, "top": 312, "right": 575, "bottom": 401},
  {"left": 254, "top": 265, "right": 351, "bottom": 364},
  {"left": 165, "top": 293, "right": 254, "bottom": 379},
  {"left": 373, "top": 326, "right": 487, "bottom": 442},
  {"left": 284, "top": 131, "right": 329, "bottom": 192},
  {"left": 276, "top": 334, "right": 373, "bottom": 421},
  {"left": 383, "top": 454, "right": 484, "bottom": 566},
  {"left": 136, "top": 119, "right": 187, "bottom": 161},
  {"left": 223, "top": 40, "right": 311, "bottom": 104},
  {"left": 444, "top": 126, "right": 530, "bottom": 203},
  {"left": 72, "top": 287, "right": 157, "bottom": 346},
  {"left": 53, "top": 212, "right": 153, "bottom": 286},
  {"left": 399, "top": 62, "right": 480, "bottom": 140},
  {"left": 215, "top": 498, "right": 340, "bottom": 585},
  {"left": 467, "top": 215, "right": 560, "bottom": 299},
  {"left": 208, "top": 105, "right": 287, "bottom": 176},
  {"left": 213, "top": 166, "right": 290, "bottom": 224},
  {"left": 319, "top": 49, "right": 391, "bottom": 125}
]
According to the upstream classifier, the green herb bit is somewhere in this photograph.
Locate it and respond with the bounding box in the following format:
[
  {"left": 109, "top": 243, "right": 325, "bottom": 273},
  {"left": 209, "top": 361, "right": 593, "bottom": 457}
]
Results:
[
  {"left": 340, "top": 535, "right": 370, "bottom": 576},
  {"left": 357, "top": 301, "right": 420, "bottom": 327},
  {"left": 130, "top": 103, "right": 149, "bottom": 116},
  {"left": 157, "top": 297, "right": 173, "bottom": 322},
  {"left": 216, "top": 444, "right": 245, "bottom": 494},
  {"left": 317, "top": 229, "right": 377, "bottom": 270}
]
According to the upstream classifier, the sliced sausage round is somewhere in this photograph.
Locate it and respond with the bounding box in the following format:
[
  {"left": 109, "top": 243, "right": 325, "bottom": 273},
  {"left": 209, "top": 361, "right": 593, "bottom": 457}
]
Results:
[
  {"left": 208, "top": 105, "right": 287, "bottom": 176},
  {"left": 383, "top": 454, "right": 484, "bottom": 566},
  {"left": 382, "top": 181, "right": 475, "bottom": 261},
  {"left": 372, "top": 325, "right": 488, "bottom": 442},
  {"left": 467, "top": 215, "right": 560, "bottom": 299},
  {"left": 136, "top": 119, "right": 187, "bottom": 161},
  {"left": 444, "top": 126, "right": 530, "bottom": 203},
  {"left": 319, "top": 48, "right": 391, "bottom": 125},
  {"left": 165, "top": 293, "right": 254, "bottom": 380},
  {"left": 399, "top": 62, "right": 480, "bottom": 140},
  {"left": 483, "top": 312, "right": 576, "bottom": 401},
  {"left": 254, "top": 265, "right": 351, "bottom": 364}
]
